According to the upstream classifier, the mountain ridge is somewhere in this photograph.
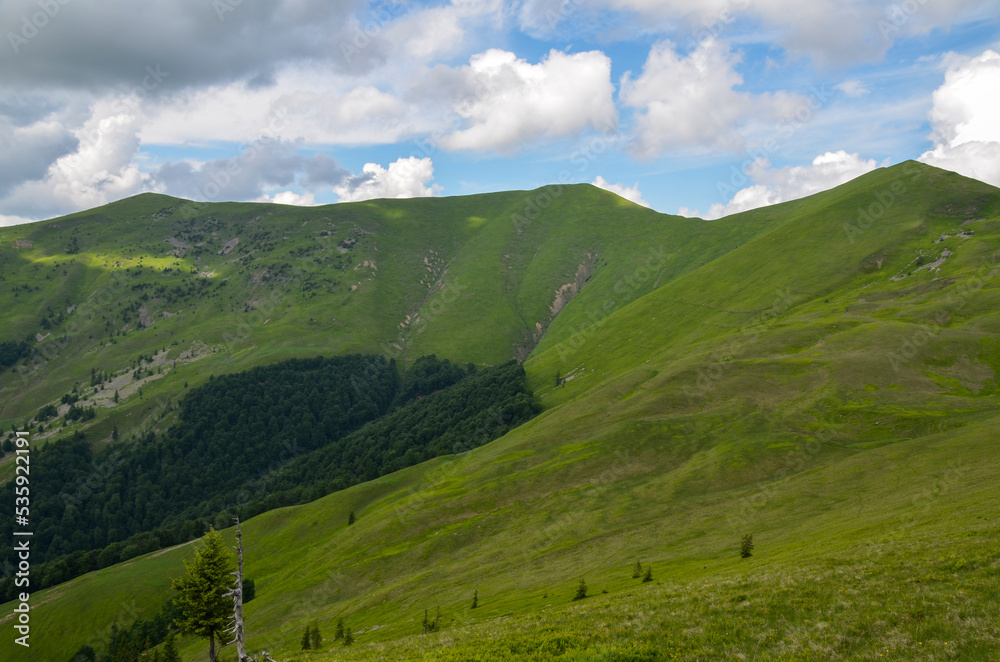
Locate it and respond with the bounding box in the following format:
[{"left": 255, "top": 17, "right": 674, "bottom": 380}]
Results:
[{"left": 2, "top": 161, "right": 1000, "bottom": 660}]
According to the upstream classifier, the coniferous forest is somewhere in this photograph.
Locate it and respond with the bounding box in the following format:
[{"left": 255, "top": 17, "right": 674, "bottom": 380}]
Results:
[{"left": 0, "top": 354, "right": 539, "bottom": 602}]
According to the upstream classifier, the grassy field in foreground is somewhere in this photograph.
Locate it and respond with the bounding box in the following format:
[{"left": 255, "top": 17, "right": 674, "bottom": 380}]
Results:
[
  {"left": 214, "top": 413, "right": 1000, "bottom": 661},
  {"left": 8, "top": 405, "right": 999, "bottom": 662},
  {"left": 290, "top": 532, "right": 1000, "bottom": 662}
]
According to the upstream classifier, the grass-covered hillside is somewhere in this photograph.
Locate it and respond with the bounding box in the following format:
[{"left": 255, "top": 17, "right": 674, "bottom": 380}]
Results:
[
  {"left": 2, "top": 161, "right": 1000, "bottom": 661},
  {"left": 0, "top": 182, "right": 726, "bottom": 444}
]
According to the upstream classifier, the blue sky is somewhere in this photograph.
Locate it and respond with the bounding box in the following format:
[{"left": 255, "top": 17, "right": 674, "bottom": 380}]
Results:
[{"left": 1, "top": 0, "right": 998, "bottom": 225}]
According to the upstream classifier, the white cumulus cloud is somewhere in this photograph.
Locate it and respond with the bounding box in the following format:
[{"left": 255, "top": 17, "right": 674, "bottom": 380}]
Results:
[
  {"left": 592, "top": 176, "right": 650, "bottom": 207},
  {"left": 334, "top": 157, "right": 442, "bottom": 202},
  {"left": 683, "top": 150, "right": 878, "bottom": 219},
  {"left": 259, "top": 191, "right": 318, "bottom": 206},
  {"left": 438, "top": 48, "right": 617, "bottom": 153},
  {"left": 0, "top": 213, "right": 38, "bottom": 228},
  {"left": 918, "top": 49, "right": 1000, "bottom": 187},
  {"left": 140, "top": 72, "right": 419, "bottom": 147},
  {"left": 621, "top": 39, "right": 802, "bottom": 160},
  {"left": 1, "top": 99, "right": 147, "bottom": 220},
  {"left": 383, "top": 0, "right": 504, "bottom": 61}
]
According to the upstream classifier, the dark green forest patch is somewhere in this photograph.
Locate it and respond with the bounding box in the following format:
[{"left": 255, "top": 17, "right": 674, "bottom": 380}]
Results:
[{"left": 0, "top": 354, "right": 538, "bottom": 600}]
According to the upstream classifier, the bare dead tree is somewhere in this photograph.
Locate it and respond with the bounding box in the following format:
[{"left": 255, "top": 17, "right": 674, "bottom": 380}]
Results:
[
  {"left": 224, "top": 517, "right": 248, "bottom": 662},
  {"left": 224, "top": 516, "right": 282, "bottom": 662}
]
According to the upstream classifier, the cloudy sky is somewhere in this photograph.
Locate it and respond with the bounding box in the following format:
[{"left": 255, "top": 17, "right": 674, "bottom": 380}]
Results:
[{"left": 1, "top": 0, "right": 998, "bottom": 225}]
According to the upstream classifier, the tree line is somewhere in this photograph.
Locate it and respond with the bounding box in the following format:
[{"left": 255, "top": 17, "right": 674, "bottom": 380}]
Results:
[
  {"left": 246, "top": 359, "right": 540, "bottom": 511},
  {"left": 0, "top": 355, "right": 539, "bottom": 601}
]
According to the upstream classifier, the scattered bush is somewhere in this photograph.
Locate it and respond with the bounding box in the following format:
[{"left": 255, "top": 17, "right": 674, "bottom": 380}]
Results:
[
  {"left": 36, "top": 404, "right": 58, "bottom": 421},
  {"left": 334, "top": 617, "right": 345, "bottom": 641},
  {"left": 422, "top": 607, "right": 441, "bottom": 633},
  {"left": 310, "top": 622, "right": 322, "bottom": 649}
]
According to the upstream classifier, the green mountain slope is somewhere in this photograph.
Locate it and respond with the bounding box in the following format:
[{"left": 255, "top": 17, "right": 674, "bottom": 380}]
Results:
[
  {"left": 0, "top": 355, "right": 539, "bottom": 591},
  {"left": 2, "top": 161, "right": 1000, "bottom": 661},
  {"left": 0, "top": 184, "right": 756, "bottom": 448}
]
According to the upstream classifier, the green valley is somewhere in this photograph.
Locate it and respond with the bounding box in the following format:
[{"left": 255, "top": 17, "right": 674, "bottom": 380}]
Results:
[{"left": 1, "top": 161, "right": 999, "bottom": 661}]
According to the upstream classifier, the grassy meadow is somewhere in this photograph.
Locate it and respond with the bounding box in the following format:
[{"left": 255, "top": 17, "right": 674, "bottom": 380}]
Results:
[{"left": 1, "top": 161, "right": 999, "bottom": 660}]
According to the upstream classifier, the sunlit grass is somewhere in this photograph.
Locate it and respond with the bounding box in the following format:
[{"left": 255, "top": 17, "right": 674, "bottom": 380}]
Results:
[{"left": 0, "top": 165, "right": 999, "bottom": 661}]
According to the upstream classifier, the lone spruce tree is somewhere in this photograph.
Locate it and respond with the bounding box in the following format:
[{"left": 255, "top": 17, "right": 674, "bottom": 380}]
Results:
[
  {"left": 310, "top": 622, "right": 322, "bottom": 649},
  {"left": 334, "top": 617, "right": 345, "bottom": 640},
  {"left": 172, "top": 527, "right": 236, "bottom": 662},
  {"left": 301, "top": 625, "right": 312, "bottom": 650}
]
